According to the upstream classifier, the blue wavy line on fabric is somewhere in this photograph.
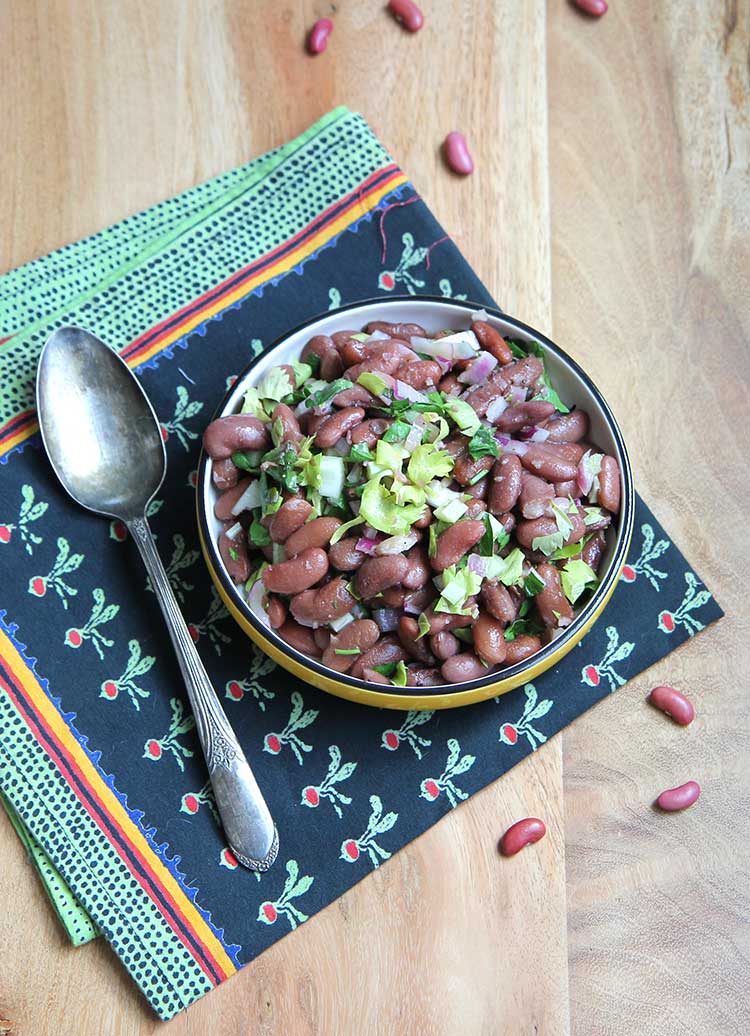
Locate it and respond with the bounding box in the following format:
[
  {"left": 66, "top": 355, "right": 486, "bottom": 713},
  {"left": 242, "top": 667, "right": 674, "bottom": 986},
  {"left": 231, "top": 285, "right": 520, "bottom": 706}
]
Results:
[{"left": 0, "top": 609, "right": 242, "bottom": 965}]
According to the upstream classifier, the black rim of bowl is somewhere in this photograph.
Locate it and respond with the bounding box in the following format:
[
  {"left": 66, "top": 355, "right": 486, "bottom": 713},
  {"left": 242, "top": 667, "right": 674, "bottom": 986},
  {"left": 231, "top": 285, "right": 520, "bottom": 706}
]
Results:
[{"left": 196, "top": 296, "right": 635, "bottom": 697}]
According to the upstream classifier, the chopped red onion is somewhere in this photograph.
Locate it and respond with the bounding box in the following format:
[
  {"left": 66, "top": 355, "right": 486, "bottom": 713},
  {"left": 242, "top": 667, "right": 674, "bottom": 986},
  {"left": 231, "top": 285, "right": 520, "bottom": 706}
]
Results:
[
  {"left": 403, "top": 597, "right": 421, "bottom": 615},
  {"left": 376, "top": 531, "right": 419, "bottom": 555},
  {"left": 393, "top": 379, "right": 429, "bottom": 404},
  {"left": 529, "top": 427, "right": 550, "bottom": 443},
  {"left": 485, "top": 396, "right": 509, "bottom": 423},
  {"left": 356, "top": 536, "right": 380, "bottom": 555},
  {"left": 495, "top": 434, "right": 529, "bottom": 456},
  {"left": 457, "top": 351, "right": 498, "bottom": 385},
  {"left": 372, "top": 607, "right": 400, "bottom": 633},
  {"left": 509, "top": 385, "right": 527, "bottom": 404},
  {"left": 467, "top": 554, "right": 487, "bottom": 577}
]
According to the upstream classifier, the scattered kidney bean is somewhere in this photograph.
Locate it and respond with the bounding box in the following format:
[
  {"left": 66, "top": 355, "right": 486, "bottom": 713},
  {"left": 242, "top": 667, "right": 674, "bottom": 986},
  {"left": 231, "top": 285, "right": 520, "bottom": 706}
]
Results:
[
  {"left": 351, "top": 418, "right": 392, "bottom": 448},
  {"left": 414, "top": 506, "right": 432, "bottom": 529},
  {"left": 396, "top": 360, "right": 442, "bottom": 390},
  {"left": 439, "top": 372, "right": 462, "bottom": 396},
  {"left": 212, "top": 457, "right": 240, "bottom": 490},
  {"left": 655, "top": 781, "right": 700, "bottom": 812},
  {"left": 648, "top": 686, "right": 695, "bottom": 726},
  {"left": 597, "top": 456, "right": 621, "bottom": 513},
  {"left": 262, "top": 547, "right": 328, "bottom": 595},
  {"left": 388, "top": 0, "right": 424, "bottom": 31},
  {"left": 356, "top": 555, "right": 409, "bottom": 598},
  {"left": 499, "top": 817, "right": 546, "bottom": 857},
  {"left": 535, "top": 563, "right": 574, "bottom": 628},
  {"left": 277, "top": 619, "right": 322, "bottom": 657},
  {"left": 306, "top": 18, "right": 333, "bottom": 54},
  {"left": 284, "top": 516, "right": 341, "bottom": 557},
  {"left": 362, "top": 666, "right": 391, "bottom": 685},
  {"left": 315, "top": 407, "right": 365, "bottom": 448},
  {"left": 572, "top": 0, "right": 608, "bottom": 16},
  {"left": 473, "top": 612, "right": 508, "bottom": 665},
  {"left": 503, "top": 635, "right": 543, "bottom": 665},
  {"left": 554, "top": 479, "right": 578, "bottom": 497},
  {"left": 465, "top": 476, "right": 488, "bottom": 501},
  {"left": 515, "top": 510, "right": 586, "bottom": 552},
  {"left": 302, "top": 334, "right": 343, "bottom": 380},
  {"left": 441, "top": 653, "right": 489, "bottom": 683},
  {"left": 268, "top": 497, "right": 313, "bottom": 543},
  {"left": 322, "top": 619, "right": 380, "bottom": 672},
  {"left": 219, "top": 528, "right": 250, "bottom": 583},
  {"left": 453, "top": 452, "right": 494, "bottom": 487},
  {"left": 489, "top": 455, "right": 523, "bottom": 515},
  {"left": 328, "top": 537, "right": 367, "bottom": 571},
  {"left": 424, "top": 603, "right": 476, "bottom": 635},
  {"left": 379, "top": 585, "right": 408, "bottom": 608},
  {"left": 443, "top": 132, "right": 474, "bottom": 176},
  {"left": 267, "top": 597, "right": 287, "bottom": 629},
  {"left": 472, "top": 320, "right": 513, "bottom": 364},
  {"left": 332, "top": 385, "right": 377, "bottom": 408},
  {"left": 203, "top": 414, "right": 269, "bottom": 460},
  {"left": 313, "top": 627, "right": 331, "bottom": 652},
  {"left": 433, "top": 520, "right": 485, "bottom": 572},
  {"left": 214, "top": 478, "right": 252, "bottom": 520},
  {"left": 289, "top": 577, "right": 356, "bottom": 628}
]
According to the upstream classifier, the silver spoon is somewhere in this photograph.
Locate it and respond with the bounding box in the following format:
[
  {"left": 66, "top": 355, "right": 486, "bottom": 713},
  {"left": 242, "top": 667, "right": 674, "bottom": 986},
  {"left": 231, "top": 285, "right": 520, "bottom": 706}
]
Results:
[{"left": 37, "top": 326, "right": 278, "bottom": 872}]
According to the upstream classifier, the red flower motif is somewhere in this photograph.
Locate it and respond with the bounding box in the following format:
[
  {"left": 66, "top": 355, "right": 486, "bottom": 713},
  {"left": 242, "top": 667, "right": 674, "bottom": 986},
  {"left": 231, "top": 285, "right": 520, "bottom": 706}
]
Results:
[
  {"left": 145, "top": 738, "right": 162, "bottom": 759},
  {"left": 0, "top": 525, "right": 12, "bottom": 543},
  {"left": 188, "top": 624, "right": 199, "bottom": 643},
  {"left": 582, "top": 664, "right": 600, "bottom": 687},
  {"left": 380, "top": 273, "right": 395, "bottom": 290},
  {"left": 226, "top": 681, "right": 244, "bottom": 701},
  {"left": 659, "top": 611, "right": 675, "bottom": 633},
  {"left": 620, "top": 565, "right": 636, "bottom": 582},
  {"left": 421, "top": 779, "right": 440, "bottom": 800},
  {"left": 29, "top": 576, "right": 47, "bottom": 597},
  {"left": 109, "top": 520, "right": 128, "bottom": 542},
  {"left": 65, "top": 628, "right": 83, "bottom": 648},
  {"left": 182, "top": 793, "right": 199, "bottom": 814},
  {"left": 261, "top": 901, "right": 277, "bottom": 923},
  {"left": 303, "top": 786, "right": 319, "bottom": 807},
  {"left": 383, "top": 730, "right": 399, "bottom": 750},
  {"left": 264, "top": 733, "right": 281, "bottom": 754},
  {"left": 160, "top": 425, "right": 169, "bottom": 442},
  {"left": 101, "top": 680, "right": 118, "bottom": 700},
  {"left": 499, "top": 723, "right": 519, "bottom": 745},
  {"left": 342, "top": 839, "right": 360, "bottom": 861}
]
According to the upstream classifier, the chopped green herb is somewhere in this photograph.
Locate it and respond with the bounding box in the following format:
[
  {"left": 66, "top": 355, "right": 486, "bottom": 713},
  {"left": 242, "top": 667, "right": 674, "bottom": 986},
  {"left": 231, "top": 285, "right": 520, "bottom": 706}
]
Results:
[
  {"left": 524, "top": 567, "right": 545, "bottom": 597},
  {"left": 526, "top": 342, "right": 570, "bottom": 414},
  {"left": 334, "top": 648, "right": 362, "bottom": 656},
  {"left": 479, "top": 513, "right": 510, "bottom": 556},
  {"left": 232, "top": 450, "right": 261, "bottom": 472},
  {"left": 469, "top": 468, "right": 489, "bottom": 486},
  {"left": 467, "top": 425, "right": 500, "bottom": 460},
  {"left": 346, "top": 441, "right": 375, "bottom": 464},
  {"left": 428, "top": 523, "right": 438, "bottom": 559},
  {"left": 504, "top": 617, "right": 544, "bottom": 641},
  {"left": 453, "top": 627, "right": 474, "bottom": 644},
  {"left": 416, "top": 612, "right": 432, "bottom": 640},
  {"left": 391, "top": 660, "right": 409, "bottom": 687},
  {"left": 560, "top": 558, "right": 598, "bottom": 604},
  {"left": 372, "top": 662, "right": 398, "bottom": 677},
  {"left": 382, "top": 420, "right": 411, "bottom": 443},
  {"left": 228, "top": 546, "right": 239, "bottom": 561},
  {"left": 506, "top": 339, "right": 529, "bottom": 359},
  {"left": 306, "top": 378, "right": 351, "bottom": 408}
]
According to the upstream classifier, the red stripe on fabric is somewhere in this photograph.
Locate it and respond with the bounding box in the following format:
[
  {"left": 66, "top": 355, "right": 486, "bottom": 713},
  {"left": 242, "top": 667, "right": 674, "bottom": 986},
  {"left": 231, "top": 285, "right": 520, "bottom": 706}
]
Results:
[
  {"left": 0, "top": 409, "right": 35, "bottom": 438},
  {"left": 122, "top": 163, "right": 401, "bottom": 357},
  {"left": 0, "top": 667, "right": 225, "bottom": 985}
]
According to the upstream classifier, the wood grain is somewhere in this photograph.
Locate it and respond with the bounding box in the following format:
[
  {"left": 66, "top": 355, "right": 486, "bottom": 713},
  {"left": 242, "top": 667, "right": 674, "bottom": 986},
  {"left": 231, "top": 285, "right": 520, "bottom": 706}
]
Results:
[{"left": 0, "top": 1, "right": 747, "bottom": 1034}]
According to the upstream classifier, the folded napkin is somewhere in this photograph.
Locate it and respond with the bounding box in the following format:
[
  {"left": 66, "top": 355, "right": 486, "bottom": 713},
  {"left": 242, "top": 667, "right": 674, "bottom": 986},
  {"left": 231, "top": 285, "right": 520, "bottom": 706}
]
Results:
[{"left": 0, "top": 107, "right": 723, "bottom": 1020}]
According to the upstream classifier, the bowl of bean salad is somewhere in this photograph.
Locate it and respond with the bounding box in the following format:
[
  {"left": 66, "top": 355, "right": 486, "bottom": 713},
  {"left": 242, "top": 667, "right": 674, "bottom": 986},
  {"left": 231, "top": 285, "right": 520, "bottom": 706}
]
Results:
[{"left": 197, "top": 298, "right": 633, "bottom": 710}]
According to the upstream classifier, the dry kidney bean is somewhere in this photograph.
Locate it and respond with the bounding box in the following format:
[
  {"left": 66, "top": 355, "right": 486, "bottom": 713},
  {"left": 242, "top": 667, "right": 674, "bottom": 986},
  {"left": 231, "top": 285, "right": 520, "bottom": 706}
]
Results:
[
  {"left": 364, "top": 321, "right": 426, "bottom": 341},
  {"left": 581, "top": 529, "right": 607, "bottom": 571},
  {"left": 262, "top": 547, "right": 329, "bottom": 595},
  {"left": 535, "top": 564, "right": 574, "bottom": 628},
  {"left": 267, "top": 597, "right": 287, "bottom": 629},
  {"left": 351, "top": 637, "right": 408, "bottom": 679},
  {"left": 289, "top": 577, "right": 356, "bottom": 628},
  {"left": 203, "top": 414, "right": 269, "bottom": 460},
  {"left": 214, "top": 478, "right": 252, "bottom": 520},
  {"left": 543, "top": 409, "right": 589, "bottom": 442},
  {"left": 328, "top": 537, "right": 366, "bottom": 572},
  {"left": 285, "top": 516, "right": 341, "bottom": 557},
  {"left": 406, "top": 667, "right": 445, "bottom": 687},
  {"left": 521, "top": 443, "right": 578, "bottom": 482},
  {"left": 315, "top": 407, "right": 365, "bottom": 448},
  {"left": 212, "top": 457, "right": 240, "bottom": 490},
  {"left": 597, "top": 456, "right": 621, "bottom": 513},
  {"left": 388, "top": 0, "right": 424, "bottom": 31},
  {"left": 482, "top": 582, "right": 518, "bottom": 625},
  {"left": 322, "top": 619, "right": 380, "bottom": 672},
  {"left": 656, "top": 781, "right": 700, "bottom": 811},
  {"left": 453, "top": 451, "right": 494, "bottom": 487},
  {"left": 430, "top": 630, "right": 460, "bottom": 661},
  {"left": 401, "top": 545, "right": 431, "bottom": 590},
  {"left": 395, "top": 360, "right": 442, "bottom": 390},
  {"left": 439, "top": 373, "right": 462, "bottom": 396},
  {"left": 495, "top": 401, "right": 556, "bottom": 433},
  {"left": 503, "top": 634, "right": 543, "bottom": 665},
  {"left": 473, "top": 612, "right": 508, "bottom": 665},
  {"left": 519, "top": 472, "right": 555, "bottom": 519},
  {"left": 271, "top": 402, "right": 302, "bottom": 444},
  {"left": 648, "top": 686, "right": 695, "bottom": 726},
  {"left": 219, "top": 527, "right": 250, "bottom": 583},
  {"left": 268, "top": 497, "right": 313, "bottom": 543},
  {"left": 443, "top": 132, "right": 474, "bottom": 176},
  {"left": 499, "top": 817, "right": 546, "bottom": 857},
  {"left": 433, "top": 519, "right": 485, "bottom": 572},
  {"left": 472, "top": 320, "right": 513, "bottom": 364},
  {"left": 332, "top": 385, "right": 377, "bottom": 408},
  {"left": 572, "top": 0, "right": 608, "bottom": 15},
  {"left": 306, "top": 17, "right": 333, "bottom": 54},
  {"left": 398, "top": 616, "right": 434, "bottom": 664},
  {"left": 356, "top": 555, "right": 409, "bottom": 598},
  {"left": 441, "top": 653, "right": 488, "bottom": 683},
  {"left": 489, "top": 455, "right": 523, "bottom": 514},
  {"left": 350, "top": 418, "right": 392, "bottom": 448},
  {"left": 277, "top": 619, "right": 322, "bottom": 657}
]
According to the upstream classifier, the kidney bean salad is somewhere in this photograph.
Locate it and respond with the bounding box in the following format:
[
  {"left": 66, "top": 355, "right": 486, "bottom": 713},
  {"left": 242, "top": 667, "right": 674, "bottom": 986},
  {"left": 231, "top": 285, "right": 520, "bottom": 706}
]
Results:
[{"left": 202, "top": 314, "right": 621, "bottom": 688}]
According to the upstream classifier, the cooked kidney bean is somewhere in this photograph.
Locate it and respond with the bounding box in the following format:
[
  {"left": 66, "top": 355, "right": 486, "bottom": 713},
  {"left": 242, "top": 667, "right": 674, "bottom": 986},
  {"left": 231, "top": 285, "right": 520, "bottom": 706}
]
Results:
[
  {"left": 581, "top": 529, "right": 607, "bottom": 571},
  {"left": 331, "top": 330, "right": 364, "bottom": 352},
  {"left": 433, "top": 520, "right": 485, "bottom": 572},
  {"left": 466, "top": 499, "right": 487, "bottom": 521},
  {"left": 424, "top": 602, "right": 476, "bottom": 635},
  {"left": 499, "top": 817, "right": 546, "bottom": 857},
  {"left": 380, "top": 585, "right": 407, "bottom": 607},
  {"left": 362, "top": 666, "right": 391, "bottom": 685},
  {"left": 315, "top": 407, "right": 365, "bottom": 448},
  {"left": 472, "top": 320, "right": 513, "bottom": 364},
  {"left": 268, "top": 497, "right": 313, "bottom": 543},
  {"left": 356, "top": 555, "right": 409, "bottom": 597},
  {"left": 262, "top": 547, "right": 328, "bottom": 595},
  {"left": 299, "top": 413, "right": 325, "bottom": 436},
  {"left": 554, "top": 479, "right": 578, "bottom": 497},
  {"left": 398, "top": 616, "right": 434, "bottom": 664},
  {"left": 443, "top": 132, "right": 474, "bottom": 176},
  {"left": 656, "top": 781, "right": 700, "bottom": 812},
  {"left": 277, "top": 618, "right": 322, "bottom": 657},
  {"left": 306, "top": 17, "right": 333, "bottom": 54},
  {"left": 267, "top": 596, "right": 287, "bottom": 629},
  {"left": 648, "top": 686, "right": 695, "bottom": 726},
  {"left": 285, "top": 516, "right": 341, "bottom": 557},
  {"left": 573, "top": 0, "right": 608, "bottom": 16},
  {"left": 322, "top": 619, "right": 380, "bottom": 672},
  {"left": 364, "top": 321, "right": 426, "bottom": 341},
  {"left": 328, "top": 537, "right": 367, "bottom": 571},
  {"left": 453, "top": 452, "right": 494, "bottom": 487},
  {"left": 214, "top": 478, "right": 252, "bottom": 520},
  {"left": 473, "top": 612, "right": 508, "bottom": 665},
  {"left": 350, "top": 418, "right": 392, "bottom": 448},
  {"left": 597, "top": 456, "right": 621, "bottom": 513},
  {"left": 465, "top": 368, "right": 510, "bottom": 416},
  {"left": 339, "top": 339, "right": 367, "bottom": 367},
  {"left": 521, "top": 443, "right": 578, "bottom": 482},
  {"left": 488, "top": 455, "right": 522, "bottom": 514},
  {"left": 464, "top": 476, "right": 488, "bottom": 502},
  {"left": 332, "top": 385, "right": 377, "bottom": 408},
  {"left": 505, "top": 355, "right": 544, "bottom": 390},
  {"left": 414, "top": 506, "right": 432, "bottom": 529},
  {"left": 204, "top": 414, "right": 269, "bottom": 460},
  {"left": 302, "top": 334, "right": 343, "bottom": 380},
  {"left": 388, "top": 0, "right": 424, "bottom": 31},
  {"left": 351, "top": 636, "right": 408, "bottom": 678},
  {"left": 401, "top": 545, "right": 431, "bottom": 590},
  {"left": 503, "top": 635, "right": 542, "bottom": 665},
  {"left": 212, "top": 457, "right": 240, "bottom": 490},
  {"left": 494, "top": 401, "right": 556, "bottom": 433},
  {"left": 439, "top": 373, "right": 462, "bottom": 396},
  {"left": 481, "top": 582, "right": 517, "bottom": 625},
  {"left": 406, "top": 667, "right": 445, "bottom": 687},
  {"left": 441, "top": 653, "right": 488, "bottom": 683},
  {"left": 271, "top": 403, "right": 302, "bottom": 445},
  {"left": 535, "top": 564, "right": 574, "bottom": 628},
  {"left": 430, "top": 630, "right": 460, "bottom": 661},
  {"left": 289, "top": 577, "right": 356, "bottom": 628},
  {"left": 396, "top": 360, "right": 442, "bottom": 389},
  {"left": 219, "top": 528, "right": 250, "bottom": 583},
  {"left": 519, "top": 472, "right": 555, "bottom": 519},
  {"left": 403, "top": 586, "right": 437, "bottom": 614},
  {"left": 543, "top": 409, "right": 589, "bottom": 442}
]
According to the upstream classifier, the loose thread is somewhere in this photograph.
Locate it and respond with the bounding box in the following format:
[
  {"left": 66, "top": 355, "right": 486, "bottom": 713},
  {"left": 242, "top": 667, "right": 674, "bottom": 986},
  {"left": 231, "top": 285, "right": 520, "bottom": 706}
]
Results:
[
  {"left": 377, "top": 196, "right": 419, "bottom": 264},
  {"left": 425, "top": 235, "right": 448, "bottom": 270}
]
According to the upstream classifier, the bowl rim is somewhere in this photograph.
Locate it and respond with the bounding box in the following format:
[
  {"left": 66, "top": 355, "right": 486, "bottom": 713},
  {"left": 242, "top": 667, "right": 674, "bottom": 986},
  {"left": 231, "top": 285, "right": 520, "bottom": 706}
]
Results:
[{"left": 196, "top": 295, "right": 634, "bottom": 701}]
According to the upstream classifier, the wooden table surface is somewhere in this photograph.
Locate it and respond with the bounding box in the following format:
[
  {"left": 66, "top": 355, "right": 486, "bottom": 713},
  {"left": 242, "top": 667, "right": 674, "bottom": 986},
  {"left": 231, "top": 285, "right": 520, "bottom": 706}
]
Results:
[{"left": 1, "top": 2, "right": 748, "bottom": 1034}]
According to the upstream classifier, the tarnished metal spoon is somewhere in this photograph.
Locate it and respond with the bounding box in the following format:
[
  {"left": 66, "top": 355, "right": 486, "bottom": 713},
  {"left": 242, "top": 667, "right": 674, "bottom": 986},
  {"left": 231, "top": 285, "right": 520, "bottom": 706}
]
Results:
[{"left": 36, "top": 326, "right": 278, "bottom": 872}]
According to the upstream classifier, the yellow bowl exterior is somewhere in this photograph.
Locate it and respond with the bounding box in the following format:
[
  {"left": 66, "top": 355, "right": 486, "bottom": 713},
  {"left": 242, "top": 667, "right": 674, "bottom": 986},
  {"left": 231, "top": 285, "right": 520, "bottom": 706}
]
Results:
[{"left": 198, "top": 517, "right": 632, "bottom": 712}]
